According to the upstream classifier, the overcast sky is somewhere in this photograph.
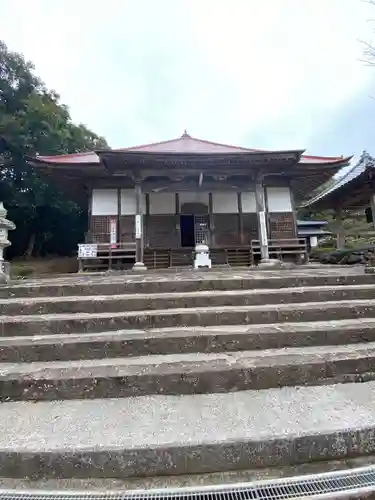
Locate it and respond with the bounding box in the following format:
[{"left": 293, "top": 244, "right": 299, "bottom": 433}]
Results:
[{"left": 1, "top": 0, "right": 375, "bottom": 159}]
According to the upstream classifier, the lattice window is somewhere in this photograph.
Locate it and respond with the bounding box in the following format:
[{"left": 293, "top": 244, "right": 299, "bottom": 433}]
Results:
[
  {"left": 90, "top": 216, "right": 110, "bottom": 243},
  {"left": 194, "top": 215, "right": 209, "bottom": 244},
  {"left": 269, "top": 212, "right": 296, "bottom": 239}
]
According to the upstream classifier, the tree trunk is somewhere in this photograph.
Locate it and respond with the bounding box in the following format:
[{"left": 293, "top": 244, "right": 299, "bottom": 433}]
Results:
[
  {"left": 336, "top": 228, "right": 346, "bottom": 248},
  {"left": 334, "top": 206, "right": 345, "bottom": 248},
  {"left": 24, "top": 232, "right": 36, "bottom": 259}
]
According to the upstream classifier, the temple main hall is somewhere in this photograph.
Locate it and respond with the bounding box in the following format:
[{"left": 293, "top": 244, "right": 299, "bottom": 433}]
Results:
[{"left": 27, "top": 132, "right": 351, "bottom": 269}]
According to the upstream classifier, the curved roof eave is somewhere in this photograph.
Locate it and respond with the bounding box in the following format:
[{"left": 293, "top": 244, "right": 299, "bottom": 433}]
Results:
[
  {"left": 24, "top": 132, "right": 351, "bottom": 167},
  {"left": 300, "top": 151, "right": 373, "bottom": 208}
]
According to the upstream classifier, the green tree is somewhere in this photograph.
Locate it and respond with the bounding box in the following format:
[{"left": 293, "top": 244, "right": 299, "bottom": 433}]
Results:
[{"left": 0, "top": 40, "right": 108, "bottom": 258}]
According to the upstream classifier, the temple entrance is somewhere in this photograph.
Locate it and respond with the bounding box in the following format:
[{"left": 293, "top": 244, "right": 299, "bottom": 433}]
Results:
[
  {"left": 180, "top": 202, "right": 210, "bottom": 247},
  {"left": 180, "top": 215, "right": 195, "bottom": 247},
  {"left": 180, "top": 214, "right": 209, "bottom": 247}
]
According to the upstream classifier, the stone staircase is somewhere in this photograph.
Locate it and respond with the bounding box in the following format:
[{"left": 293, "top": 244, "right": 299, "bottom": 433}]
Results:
[{"left": 1, "top": 268, "right": 375, "bottom": 486}]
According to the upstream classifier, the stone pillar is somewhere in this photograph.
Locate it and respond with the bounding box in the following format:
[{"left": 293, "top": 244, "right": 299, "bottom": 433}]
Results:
[
  {"left": 0, "top": 202, "right": 16, "bottom": 283},
  {"left": 132, "top": 181, "right": 147, "bottom": 271},
  {"left": 255, "top": 176, "right": 269, "bottom": 260}
]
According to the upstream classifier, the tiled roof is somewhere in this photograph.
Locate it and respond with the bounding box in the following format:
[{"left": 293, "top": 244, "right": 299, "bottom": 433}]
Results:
[
  {"left": 302, "top": 151, "right": 374, "bottom": 207},
  {"left": 29, "top": 132, "right": 351, "bottom": 166}
]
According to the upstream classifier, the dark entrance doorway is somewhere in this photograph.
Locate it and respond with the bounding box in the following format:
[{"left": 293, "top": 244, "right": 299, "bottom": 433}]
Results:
[{"left": 180, "top": 215, "right": 195, "bottom": 247}]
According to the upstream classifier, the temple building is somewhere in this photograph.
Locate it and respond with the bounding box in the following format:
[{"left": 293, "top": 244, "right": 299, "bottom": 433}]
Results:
[
  {"left": 302, "top": 151, "right": 374, "bottom": 247},
  {"left": 26, "top": 132, "right": 351, "bottom": 269},
  {"left": 303, "top": 151, "right": 374, "bottom": 212}
]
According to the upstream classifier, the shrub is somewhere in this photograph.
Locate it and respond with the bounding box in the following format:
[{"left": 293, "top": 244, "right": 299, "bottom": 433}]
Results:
[
  {"left": 310, "top": 247, "right": 336, "bottom": 259},
  {"left": 11, "top": 264, "right": 35, "bottom": 279}
]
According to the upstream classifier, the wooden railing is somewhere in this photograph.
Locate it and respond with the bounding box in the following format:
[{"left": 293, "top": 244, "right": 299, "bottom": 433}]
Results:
[
  {"left": 250, "top": 238, "right": 308, "bottom": 265},
  {"left": 77, "top": 238, "right": 309, "bottom": 272}
]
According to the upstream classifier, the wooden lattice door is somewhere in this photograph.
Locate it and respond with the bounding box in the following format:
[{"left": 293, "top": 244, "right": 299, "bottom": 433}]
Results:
[{"left": 194, "top": 215, "right": 209, "bottom": 245}]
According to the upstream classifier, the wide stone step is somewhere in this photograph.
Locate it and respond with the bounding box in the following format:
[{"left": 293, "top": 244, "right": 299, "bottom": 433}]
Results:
[
  {"left": 2, "top": 342, "right": 375, "bottom": 401},
  {"left": 3, "top": 299, "right": 375, "bottom": 336},
  {"left": 2, "top": 318, "right": 375, "bottom": 362},
  {"left": 2, "top": 456, "right": 375, "bottom": 492},
  {"left": 2, "top": 271, "right": 372, "bottom": 298},
  {"left": 0, "top": 381, "right": 374, "bottom": 478},
  {"left": 2, "top": 284, "right": 375, "bottom": 316}
]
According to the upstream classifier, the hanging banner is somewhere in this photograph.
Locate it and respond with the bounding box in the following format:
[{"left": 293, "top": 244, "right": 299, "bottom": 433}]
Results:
[
  {"left": 110, "top": 217, "right": 117, "bottom": 245},
  {"left": 135, "top": 214, "right": 142, "bottom": 239}
]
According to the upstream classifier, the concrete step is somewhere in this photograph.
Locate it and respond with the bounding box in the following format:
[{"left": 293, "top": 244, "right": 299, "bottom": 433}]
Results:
[
  {"left": 2, "top": 271, "right": 373, "bottom": 298},
  {"left": 0, "top": 381, "right": 374, "bottom": 478},
  {"left": 1, "top": 455, "right": 375, "bottom": 491},
  {"left": 3, "top": 299, "right": 375, "bottom": 336},
  {"left": 2, "top": 284, "right": 375, "bottom": 316},
  {"left": 2, "top": 318, "right": 375, "bottom": 362},
  {"left": 2, "top": 341, "right": 375, "bottom": 401}
]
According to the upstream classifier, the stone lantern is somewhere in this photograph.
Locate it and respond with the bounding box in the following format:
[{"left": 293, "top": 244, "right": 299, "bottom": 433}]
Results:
[
  {"left": 0, "top": 203, "right": 15, "bottom": 283},
  {"left": 194, "top": 243, "right": 212, "bottom": 269}
]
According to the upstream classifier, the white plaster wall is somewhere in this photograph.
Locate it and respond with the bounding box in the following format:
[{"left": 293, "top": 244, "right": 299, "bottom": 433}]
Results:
[
  {"left": 92, "top": 189, "right": 117, "bottom": 216},
  {"left": 120, "top": 189, "right": 136, "bottom": 215},
  {"left": 267, "top": 187, "right": 292, "bottom": 212},
  {"left": 120, "top": 189, "right": 146, "bottom": 215},
  {"left": 241, "top": 192, "right": 257, "bottom": 213},
  {"left": 179, "top": 192, "right": 209, "bottom": 206},
  {"left": 212, "top": 192, "right": 238, "bottom": 213},
  {"left": 149, "top": 193, "right": 175, "bottom": 214}
]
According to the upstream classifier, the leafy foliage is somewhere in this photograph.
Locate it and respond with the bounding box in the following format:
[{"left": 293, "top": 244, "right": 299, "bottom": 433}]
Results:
[{"left": 0, "top": 40, "right": 108, "bottom": 258}]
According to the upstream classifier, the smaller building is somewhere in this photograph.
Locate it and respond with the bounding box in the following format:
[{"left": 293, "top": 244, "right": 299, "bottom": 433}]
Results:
[
  {"left": 302, "top": 152, "right": 375, "bottom": 247},
  {"left": 302, "top": 152, "right": 374, "bottom": 212},
  {"left": 297, "top": 220, "right": 331, "bottom": 249}
]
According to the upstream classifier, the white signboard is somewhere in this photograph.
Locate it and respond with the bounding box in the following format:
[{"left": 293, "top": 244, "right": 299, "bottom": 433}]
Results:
[
  {"left": 110, "top": 218, "right": 117, "bottom": 245},
  {"left": 258, "top": 211, "right": 268, "bottom": 247},
  {"left": 78, "top": 244, "right": 98, "bottom": 258},
  {"left": 135, "top": 214, "right": 142, "bottom": 239}
]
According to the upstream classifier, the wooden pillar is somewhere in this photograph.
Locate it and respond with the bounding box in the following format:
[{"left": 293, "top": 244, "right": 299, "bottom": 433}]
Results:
[
  {"left": 175, "top": 193, "right": 180, "bottom": 248},
  {"left": 132, "top": 181, "right": 147, "bottom": 271},
  {"left": 116, "top": 188, "right": 121, "bottom": 244},
  {"left": 238, "top": 192, "right": 244, "bottom": 245},
  {"left": 86, "top": 186, "right": 93, "bottom": 243},
  {"left": 208, "top": 192, "right": 214, "bottom": 246},
  {"left": 255, "top": 174, "right": 269, "bottom": 260},
  {"left": 289, "top": 181, "right": 299, "bottom": 238}
]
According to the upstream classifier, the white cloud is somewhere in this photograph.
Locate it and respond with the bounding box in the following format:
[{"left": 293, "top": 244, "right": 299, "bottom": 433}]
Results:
[{"left": 1, "top": 0, "right": 374, "bottom": 152}]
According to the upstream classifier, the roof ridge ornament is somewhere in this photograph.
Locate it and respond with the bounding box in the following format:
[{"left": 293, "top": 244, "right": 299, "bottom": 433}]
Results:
[{"left": 181, "top": 130, "right": 191, "bottom": 138}]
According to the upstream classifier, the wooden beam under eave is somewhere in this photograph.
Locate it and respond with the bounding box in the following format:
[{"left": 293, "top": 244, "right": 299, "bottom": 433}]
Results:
[{"left": 141, "top": 179, "right": 258, "bottom": 192}]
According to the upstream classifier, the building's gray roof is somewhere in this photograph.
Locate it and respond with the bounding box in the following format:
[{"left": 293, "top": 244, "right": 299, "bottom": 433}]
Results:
[
  {"left": 301, "top": 151, "right": 374, "bottom": 208},
  {"left": 297, "top": 220, "right": 328, "bottom": 227},
  {"left": 298, "top": 228, "right": 331, "bottom": 237}
]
